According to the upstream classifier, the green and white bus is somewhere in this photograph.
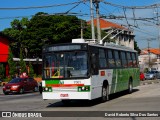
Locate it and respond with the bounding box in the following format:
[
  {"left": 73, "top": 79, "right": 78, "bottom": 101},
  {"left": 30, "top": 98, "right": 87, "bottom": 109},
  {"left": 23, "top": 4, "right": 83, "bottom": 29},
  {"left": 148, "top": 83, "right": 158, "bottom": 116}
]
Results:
[{"left": 42, "top": 39, "right": 140, "bottom": 103}]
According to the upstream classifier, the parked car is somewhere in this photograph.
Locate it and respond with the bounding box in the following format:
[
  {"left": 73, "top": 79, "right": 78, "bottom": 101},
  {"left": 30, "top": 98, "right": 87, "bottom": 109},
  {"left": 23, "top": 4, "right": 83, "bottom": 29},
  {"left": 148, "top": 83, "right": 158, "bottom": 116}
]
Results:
[
  {"left": 3, "top": 77, "right": 38, "bottom": 95},
  {"left": 144, "top": 71, "right": 160, "bottom": 80},
  {"left": 140, "top": 72, "right": 145, "bottom": 81}
]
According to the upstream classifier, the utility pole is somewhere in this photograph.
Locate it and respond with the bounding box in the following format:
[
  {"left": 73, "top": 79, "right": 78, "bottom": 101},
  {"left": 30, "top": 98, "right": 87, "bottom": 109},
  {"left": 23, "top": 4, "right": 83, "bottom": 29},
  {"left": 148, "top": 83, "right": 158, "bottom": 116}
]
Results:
[
  {"left": 156, "top": 9, "right": 160, "bottom": 71},
  {"left": 147, "top": 39, "right": 151, "bottom": 68},
  {"left": 81, "top": 19, "right": 83, "bottom": 39},
  {"left": 90, "top": 0, "right": 95, "bottom": 40},
  {"left": 94, "top": 0, "right": 101, "bottom": 42},
  {"left": 147, "top": 38, "right": 155, "bottom": 68},
  {"left": 154, "top": 9, "right": 160, "bottom": 71}
]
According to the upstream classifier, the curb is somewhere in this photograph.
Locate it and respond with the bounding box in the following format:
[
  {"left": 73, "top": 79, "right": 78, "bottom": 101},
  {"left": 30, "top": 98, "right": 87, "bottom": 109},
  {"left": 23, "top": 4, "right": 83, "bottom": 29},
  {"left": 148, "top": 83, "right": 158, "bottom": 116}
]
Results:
[{"left": 140, "top": 80, "right": 160, "bottom": 86}]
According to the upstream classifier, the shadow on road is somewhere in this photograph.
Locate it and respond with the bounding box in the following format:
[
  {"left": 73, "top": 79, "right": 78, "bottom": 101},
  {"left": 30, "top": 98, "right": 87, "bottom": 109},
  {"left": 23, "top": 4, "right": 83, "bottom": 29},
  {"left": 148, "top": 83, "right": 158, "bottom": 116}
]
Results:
[{"left": 47, "top": 89, "right": 139, "bottom": 108}]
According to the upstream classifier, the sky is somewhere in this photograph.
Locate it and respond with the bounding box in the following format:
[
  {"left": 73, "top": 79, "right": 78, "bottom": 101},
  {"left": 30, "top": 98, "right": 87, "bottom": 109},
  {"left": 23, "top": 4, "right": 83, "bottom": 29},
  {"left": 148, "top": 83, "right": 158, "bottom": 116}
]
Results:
[{"left": 0, "top": 0, "right": 160, "bottom": 49}]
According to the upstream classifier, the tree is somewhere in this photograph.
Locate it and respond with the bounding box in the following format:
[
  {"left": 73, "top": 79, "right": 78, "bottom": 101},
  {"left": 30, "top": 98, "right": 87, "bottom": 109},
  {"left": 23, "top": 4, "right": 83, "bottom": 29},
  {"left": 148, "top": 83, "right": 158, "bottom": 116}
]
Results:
[
  {"left": 134, "top": 41, "right": 141, "bottom": 54},
  {"left": 3, "top": 12, "right": 85, "bottom": 58},
  {"left": 8, "top": 48, "right": 16, "bottom": 77},
  {"left": 28, "top": 61, "right": 34, "bottom": 77},
  {"left": 0, "top": 64, "right": 5, "bottom": 79},
  {"left": 19, "top": 48, "right": 27, "bottom": 74}
]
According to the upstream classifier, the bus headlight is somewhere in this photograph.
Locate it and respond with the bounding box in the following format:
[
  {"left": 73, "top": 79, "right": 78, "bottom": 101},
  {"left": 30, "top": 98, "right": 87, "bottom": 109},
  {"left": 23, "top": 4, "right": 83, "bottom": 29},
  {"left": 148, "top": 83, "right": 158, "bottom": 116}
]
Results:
[
  {"left": 43, "top": 87, "right": 52, "bottom": 92},
  {"left": 45, "top": 88, "right": 48, "bottom": 91}
]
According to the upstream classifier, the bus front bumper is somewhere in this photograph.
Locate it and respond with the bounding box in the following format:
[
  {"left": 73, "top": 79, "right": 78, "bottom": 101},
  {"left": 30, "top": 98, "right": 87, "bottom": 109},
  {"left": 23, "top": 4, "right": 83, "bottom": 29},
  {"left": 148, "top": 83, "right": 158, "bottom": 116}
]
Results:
[{"left": 42, "top": 91, "right": 91, "bottom": 100}]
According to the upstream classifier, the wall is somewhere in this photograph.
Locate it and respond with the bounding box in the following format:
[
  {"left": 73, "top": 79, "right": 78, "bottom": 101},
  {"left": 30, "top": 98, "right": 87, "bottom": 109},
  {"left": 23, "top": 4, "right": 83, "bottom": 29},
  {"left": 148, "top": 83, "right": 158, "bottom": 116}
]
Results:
[{"left": 0, "top": 36, "right": 9, "bottom": 62}]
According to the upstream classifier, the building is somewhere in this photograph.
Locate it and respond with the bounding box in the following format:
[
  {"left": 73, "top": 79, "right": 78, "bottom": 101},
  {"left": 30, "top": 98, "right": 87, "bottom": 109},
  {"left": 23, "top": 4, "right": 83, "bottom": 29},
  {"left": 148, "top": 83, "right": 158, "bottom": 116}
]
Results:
[
  {"left": 0, "top": 32, "right": 10, "bottom": 76},
  {"left": 0, "top": 32, "right": 42, "bottom": 77},
  {"left": 88, "top": 18, "right": 135, "bottom": 49},
  {"left": 139, "top": 48, "right": 160, "bottom": 72}
]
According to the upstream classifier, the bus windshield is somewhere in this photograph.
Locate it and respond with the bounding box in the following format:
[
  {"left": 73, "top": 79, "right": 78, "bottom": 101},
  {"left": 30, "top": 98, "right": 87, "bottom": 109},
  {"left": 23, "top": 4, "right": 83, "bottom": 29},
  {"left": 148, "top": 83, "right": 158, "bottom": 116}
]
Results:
[{"left": 43, "top": 51, "right": 88, "bottom": 79}]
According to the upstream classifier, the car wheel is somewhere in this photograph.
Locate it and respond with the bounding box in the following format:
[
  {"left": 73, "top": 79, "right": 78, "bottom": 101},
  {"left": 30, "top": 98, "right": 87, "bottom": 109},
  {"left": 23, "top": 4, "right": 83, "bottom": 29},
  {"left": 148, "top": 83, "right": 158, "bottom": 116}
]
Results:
[
  {"left": 19, "top": 88, "right": 24, "bottom": 94},
  {"left": 3, "top": 91, "right": 8, "bottom": 95},
  {"left": 34, "top": 86, "right": 38, "bottom": 92}
]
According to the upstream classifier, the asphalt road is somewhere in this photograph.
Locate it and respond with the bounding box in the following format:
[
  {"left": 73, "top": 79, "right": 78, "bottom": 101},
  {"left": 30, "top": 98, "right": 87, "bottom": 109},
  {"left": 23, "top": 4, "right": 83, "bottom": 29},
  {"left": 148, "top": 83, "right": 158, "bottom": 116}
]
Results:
[{"left": 0, "top": 80, "right": 160, "bottom": 120}]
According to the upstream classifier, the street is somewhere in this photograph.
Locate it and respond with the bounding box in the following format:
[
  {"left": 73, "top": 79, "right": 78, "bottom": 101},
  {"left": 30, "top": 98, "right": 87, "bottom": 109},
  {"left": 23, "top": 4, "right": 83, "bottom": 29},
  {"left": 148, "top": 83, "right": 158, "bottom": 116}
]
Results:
[{"left": 0, "top": 80, "right": 160, "bottom": 120}]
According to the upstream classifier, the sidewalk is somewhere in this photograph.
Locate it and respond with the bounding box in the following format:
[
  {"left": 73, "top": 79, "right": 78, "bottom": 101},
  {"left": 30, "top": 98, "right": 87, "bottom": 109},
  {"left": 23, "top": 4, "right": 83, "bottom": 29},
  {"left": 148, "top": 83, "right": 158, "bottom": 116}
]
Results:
[{"left": 140, "top": 79, "right": 160, "bottom": 85}]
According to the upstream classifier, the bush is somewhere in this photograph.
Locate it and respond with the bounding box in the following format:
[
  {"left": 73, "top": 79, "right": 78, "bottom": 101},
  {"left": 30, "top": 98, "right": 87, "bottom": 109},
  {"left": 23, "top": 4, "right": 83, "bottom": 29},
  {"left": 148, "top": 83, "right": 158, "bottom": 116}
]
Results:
[{"left": 144, "top": 68, "right": 149, "bottom": 73}]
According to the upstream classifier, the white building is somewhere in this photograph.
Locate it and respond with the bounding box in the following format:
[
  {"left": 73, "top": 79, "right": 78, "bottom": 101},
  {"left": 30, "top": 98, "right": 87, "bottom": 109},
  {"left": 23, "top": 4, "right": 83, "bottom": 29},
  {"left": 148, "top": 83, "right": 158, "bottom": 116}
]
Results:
[
  {"left": 88, "top": 18, "right": 135, "bottom": 49},
  {"left": 139, "top": 48, "right": 160, "bottom": 72}
]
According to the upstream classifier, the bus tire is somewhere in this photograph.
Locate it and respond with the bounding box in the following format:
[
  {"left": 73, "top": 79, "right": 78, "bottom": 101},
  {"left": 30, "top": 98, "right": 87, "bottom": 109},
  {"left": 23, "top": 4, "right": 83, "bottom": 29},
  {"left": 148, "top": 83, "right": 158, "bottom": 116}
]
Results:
[
  {"left": 101, "top": 85, "right": 109, "bottom": 102},
  {"left": 128, "top": 80, "right": 133, "bottom": 94}
]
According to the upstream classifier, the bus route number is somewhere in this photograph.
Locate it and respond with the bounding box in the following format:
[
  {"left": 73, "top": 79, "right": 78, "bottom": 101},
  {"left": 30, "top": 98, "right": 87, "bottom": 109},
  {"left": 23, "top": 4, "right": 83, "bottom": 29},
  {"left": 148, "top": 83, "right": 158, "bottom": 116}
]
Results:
[{"left": 74, "top": 81, "right": 81, "bottom": 84}]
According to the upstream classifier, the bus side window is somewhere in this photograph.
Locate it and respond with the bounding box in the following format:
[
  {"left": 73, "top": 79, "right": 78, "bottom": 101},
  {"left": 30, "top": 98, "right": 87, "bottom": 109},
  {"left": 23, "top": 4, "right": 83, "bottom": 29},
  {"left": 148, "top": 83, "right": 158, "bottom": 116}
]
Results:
[
  {"left": 108, "top": 49, "right": 115, "bottom": 68},
  {"left": 132, "top": 53, "right": 137, "bottom": 67},
  {"left": 99, "top": 49, "right": 107, "bottom": 68},
  {"left": 121, "top": 52, "right": 127, "bottom": 67},
  {"left": 127, "top": 52, "right": 133, "bottom": 67},
  {"left": 135, "top": 53, "right": 139, "bottom": 67},
  {"left": 91, "top": 53, "right": 99, "bottom": 75},
  {"left": 114, "top": 50, "right": 121, "bottom": 67}
]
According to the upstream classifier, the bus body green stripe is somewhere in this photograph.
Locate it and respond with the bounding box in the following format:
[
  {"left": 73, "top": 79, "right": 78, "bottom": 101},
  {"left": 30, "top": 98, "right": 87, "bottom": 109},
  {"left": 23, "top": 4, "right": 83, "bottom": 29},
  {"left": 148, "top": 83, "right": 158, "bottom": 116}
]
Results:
[{"left": 45, "top": 80, "right": 60, "bottom": 84}]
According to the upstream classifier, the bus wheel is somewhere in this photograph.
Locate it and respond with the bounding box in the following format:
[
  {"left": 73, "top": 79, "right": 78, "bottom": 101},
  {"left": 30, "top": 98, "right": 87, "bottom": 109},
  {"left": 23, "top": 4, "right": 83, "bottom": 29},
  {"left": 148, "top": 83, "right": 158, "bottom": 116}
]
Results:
[
  {"left": 101, "top": 85, "right": 109, "bottom": 102},
  {"left": 128, "top": 80, "right": 133, "bottom": 94}
]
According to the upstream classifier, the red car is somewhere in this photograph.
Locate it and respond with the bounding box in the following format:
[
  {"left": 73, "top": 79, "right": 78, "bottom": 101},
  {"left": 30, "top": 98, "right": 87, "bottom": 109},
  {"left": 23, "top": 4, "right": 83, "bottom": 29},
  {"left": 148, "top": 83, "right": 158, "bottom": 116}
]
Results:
[
  {"left": 3, "top": 77, "right": 38, "bottom": 95},
  {"left": 140, "top": 72, "right": 145, "bottom": 81}
]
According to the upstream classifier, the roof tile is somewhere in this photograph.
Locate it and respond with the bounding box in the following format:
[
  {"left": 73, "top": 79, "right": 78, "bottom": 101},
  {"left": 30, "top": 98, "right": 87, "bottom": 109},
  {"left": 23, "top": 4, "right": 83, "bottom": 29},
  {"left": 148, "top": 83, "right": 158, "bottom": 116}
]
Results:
[{"left": 88, "top": 18, "right": 127, "bottom": 30}]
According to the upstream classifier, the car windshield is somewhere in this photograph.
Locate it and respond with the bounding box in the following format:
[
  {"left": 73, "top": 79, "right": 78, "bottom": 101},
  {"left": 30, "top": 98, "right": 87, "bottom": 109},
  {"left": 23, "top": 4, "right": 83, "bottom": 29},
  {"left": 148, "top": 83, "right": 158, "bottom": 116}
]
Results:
[
  {"left": 43, "top": 51, "right": 88, "bottom": 79},
  {"left": 147, "top": 71, "right": 157, "bottom": 74},
  {"left": 9, "top": 78, "right": 23, "bottom": 83}
]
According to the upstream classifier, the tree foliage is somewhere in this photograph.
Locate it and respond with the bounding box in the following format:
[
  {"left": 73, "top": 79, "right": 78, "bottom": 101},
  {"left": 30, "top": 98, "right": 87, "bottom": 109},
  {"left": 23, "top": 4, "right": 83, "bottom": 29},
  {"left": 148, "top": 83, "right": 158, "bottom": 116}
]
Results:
[
  {"left": 28, "top": 61, "right": 34, "bottom": 77},
  {"left": 3, "top": 12, "right": 88, "bottom": 58},
  {"left": 3, "top": 12, "right": 140, "bottom": 58},
  {"left": 134, "top": 41, "right": 141, "bottom": 54},
  {"left": 19, "top": 48, "right": 27, "bottom": 74},
  {"left": 8, "top": 48, "right": 16, "bottom": 77},
  {"left": 0, "top": 64, "right": 5, "bottom": 79}
]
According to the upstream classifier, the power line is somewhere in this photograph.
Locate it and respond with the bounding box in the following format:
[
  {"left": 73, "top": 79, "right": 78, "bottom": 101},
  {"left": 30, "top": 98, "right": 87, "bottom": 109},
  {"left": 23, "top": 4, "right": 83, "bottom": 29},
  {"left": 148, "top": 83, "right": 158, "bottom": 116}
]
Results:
[
  {"left": 103, "top": 1, "right": 160, "bottom": 9},
  {"left": 0, "top": 12, "right": 90, "bottom": 20},
  {"left": 0, "top": 1, "right": 82, "bottom": 10}
]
